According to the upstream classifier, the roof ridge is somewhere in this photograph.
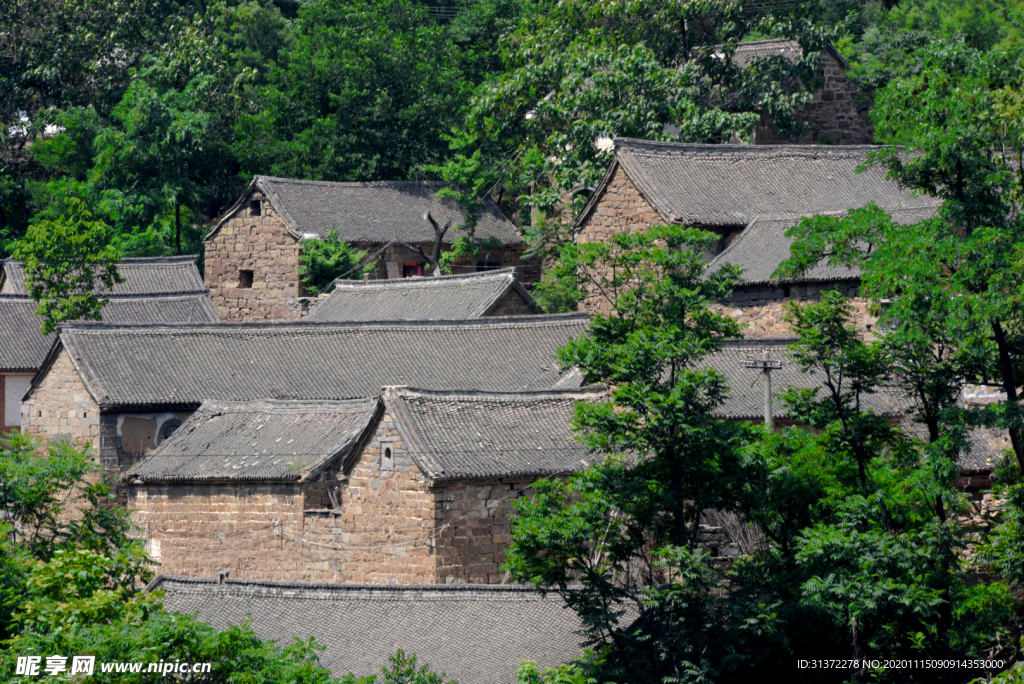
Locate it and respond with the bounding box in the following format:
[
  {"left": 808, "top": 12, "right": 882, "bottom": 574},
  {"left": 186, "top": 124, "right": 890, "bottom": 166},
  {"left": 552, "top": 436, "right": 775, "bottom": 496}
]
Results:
[
  {"left": 58, "top": 313, "right": 589, "bottom": 334},
  {"left": 717, "top": 337, "right": 799, "bottom": 347},
  {"left": 615, "top": 139, "right": 890, "bottom": 156},
  {"left": 331, "top": 268, "right": 516, "bottom": 289},
  {"left": 197, "top": 397, "right": 378, "bottom": 413},
  {"left": 258, "top": 176, "right": 450, "bottom": 189},
  {"left": 148, "top": 574, "right": 552, "bottom": 595},
  {"left": 735, "top": 38, "right": 799, "bottom": 46},
  {"left": 390, "top": 385, "right": 607, "bottom": 401},
  {"left": 3, "top": 255, "right": 201, "bottom": 265}
]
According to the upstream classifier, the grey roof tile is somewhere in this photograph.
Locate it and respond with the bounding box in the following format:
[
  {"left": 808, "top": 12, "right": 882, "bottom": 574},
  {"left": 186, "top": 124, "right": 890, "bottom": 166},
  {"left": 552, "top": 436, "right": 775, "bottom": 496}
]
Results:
[
  {"left": 386, "top": 386, "right": 606, "bottom": 483},
  {"left": 731, "top": 39, "right": 851, "bottom": 69},
  {"left": 707, "top": 207, "right": 940, "bottom": 285},
  {"left": 151, "top": 576, "right": 585, "bottom": 684},
  {"left": 579, "top": 140, "right": 941, "bottom": 228},
  {"left": 1, "top": 294, "right": 218, "bottom": 372},
  {"left": 128, "top": 398, "right": 381, "bottom": 483},
  {"left": 307, "top": 268, "right": 542, "bottom": 322},
  {"left": 212, "top": 177, "right": 524, "bottom": 246},
  {"left": 52, "top": 315, "right": 591, "bottom": 409},
  {"left": 1, "top": 256, "right": 206, "bottom": 296}
]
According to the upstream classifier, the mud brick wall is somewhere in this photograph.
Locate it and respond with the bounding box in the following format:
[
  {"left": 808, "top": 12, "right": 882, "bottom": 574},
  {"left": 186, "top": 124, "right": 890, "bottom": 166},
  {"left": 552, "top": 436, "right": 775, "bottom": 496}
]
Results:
[
  {"left": 716, "top": 281, "right": 872, "bottom": 337},
  {"left": 21, "top": 348, "right": 100, "bottom": 454},
  {"left": 205, "top": 192, "right": 303, "bottom": 322},
  {"left": 575, "top": 165, "right": 665, "bottom": 316},
  {"left": 756, "top": 51, "right": 873, "bottom": 145}
]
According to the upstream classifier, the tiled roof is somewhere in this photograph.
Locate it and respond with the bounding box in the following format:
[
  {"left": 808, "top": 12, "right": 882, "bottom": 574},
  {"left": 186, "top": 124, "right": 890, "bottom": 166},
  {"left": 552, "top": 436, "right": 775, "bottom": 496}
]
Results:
[
  {"left": 731, "top": 39, "right": 850, "bottom": 69},
  {"left": 0, "top": 294, "right": 218, "bottom": 372},
  {"left": 151, "top": 576, "right": 585, "bottom": 684},
  {"left": 128, "top": 399, "right": 381, "bottom": 483},
  {"left": 209, "top": 177, "right": 524, "bottom": 246},
  {"left": 386, "top": 386, "right": 605, "bottom": 483},
  {"left": 705, "top": 338, "right": 913, "bottom": 420},
  {"left": 307, "top": 268, "right": 542, "bottom": 322},
  {"left": 707, "top": 207, "right": 940, "bottom": 285},
  {"left": 48, "top": 315, "right": 590, "bottom": 409},
  {"left": 578, "top": 140, "right": 941, "bottom": 228},
  {"left": 0, "top": 256, "right": 206, "bottom": 296}
]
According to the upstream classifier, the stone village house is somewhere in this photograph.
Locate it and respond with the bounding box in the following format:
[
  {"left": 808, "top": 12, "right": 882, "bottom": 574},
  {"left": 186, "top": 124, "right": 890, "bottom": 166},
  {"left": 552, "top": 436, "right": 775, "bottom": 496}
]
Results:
[
  {"left": 573, "top": 139, "right": 942, "bottom": 327},
  {"left": 0, "top": 256, "right": 217, "bottom": 434},
  {"left": 20, "top": 314, "right": 590, "bottom": 471},
  {"left": 126, "top": 387, "right": 605, "bottom": 585},
  {"left": 205, "top": 177, "right": 540, "bottom": 322},
  {"left": 304, "top": 268, "right": 542, "bottom": 322}
]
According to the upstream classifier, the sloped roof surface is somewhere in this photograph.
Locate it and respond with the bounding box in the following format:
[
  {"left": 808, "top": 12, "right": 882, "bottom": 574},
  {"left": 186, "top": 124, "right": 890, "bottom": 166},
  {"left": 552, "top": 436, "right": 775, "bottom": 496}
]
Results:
[
  {"left": 152, "top": 577, "right": 585, "bottom": 684},
  {"left": 248, "top": 177, "right": 524, "bottom": 246},
  {"left": 307, "top": 268, "right": 541, "bottom": 322},
  {"left": 705, "top": 338, "right": 913, "bottom": 420},
  {"left": 707, "top": 206, "right": 940, "bottom": 285},
  {"left": 53, "top": 315, "right": 590, "bottom": 409},
  {"left": 596, "top": 140, "right": 941, "bottom": 227},
  {"left": 0, "top": 294, "right": 218, "bottom": 372},
  {"left": 128, "top": 399, "right": 380, "bottom": 483},
  {"left": 1, "top": 256, "right": 206, "bottom": 296},
  {"left": 386, "top": 386, "right": 605, "bottom": 482}
]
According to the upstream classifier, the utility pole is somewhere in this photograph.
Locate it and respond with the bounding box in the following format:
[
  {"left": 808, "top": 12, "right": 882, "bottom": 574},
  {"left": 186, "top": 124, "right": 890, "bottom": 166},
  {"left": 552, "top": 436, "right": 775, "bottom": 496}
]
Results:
[{"left": 743, "top": 348, "right": 783, "bottom": 428}]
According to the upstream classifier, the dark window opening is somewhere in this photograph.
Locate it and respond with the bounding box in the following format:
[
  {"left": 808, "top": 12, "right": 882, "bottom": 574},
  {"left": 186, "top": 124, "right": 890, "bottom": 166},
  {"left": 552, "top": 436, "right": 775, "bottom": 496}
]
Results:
[
  {"left": 782, "top": 284, "right": 792, "bottom": 298},
  {"left": 402, "top": 263, "right": 424, "bottom": 278},
  {"left": 238, "top": 269, "right": 254, "bottom": 288},
  {"left": 477, "top": 261, "right": 501, "bottom": 272},
  {"left": 381, "top": 441, "right": 396, "bottom": 471},
  {"left": 157, "top": 419, "right": 182, "bottom": 445},
  {"left": 250, "top": 199, "right": 261, "bottom": 216}
]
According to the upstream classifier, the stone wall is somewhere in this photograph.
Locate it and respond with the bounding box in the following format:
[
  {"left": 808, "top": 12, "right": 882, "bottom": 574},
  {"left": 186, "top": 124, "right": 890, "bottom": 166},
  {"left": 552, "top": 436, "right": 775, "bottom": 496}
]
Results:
[
  {"left": 99, "top": 410, "right": 195, "bottom": 471},
  {"left": 487, "top": 289, "right": 539, "bottom": 316},
  {"left": 21, "top": 349, "right": 100, "bottom": 454},
  {"left": 129, "top": 407, "right": 530, "bottom": 584},
  {"left": 575, "top": 164, "right": 665, "bottom": 316},
  {"left": 716, "top": 281, "right": 872, "bottom": 337},
  {"left": 756, "top": 51, "right": 873, "bottom": 145},
  {"left": 205, "top": 191, "right": 303, "bottom": 322},
  {"left": 434, "top": 481, "right": 528, "bottom": 584}
]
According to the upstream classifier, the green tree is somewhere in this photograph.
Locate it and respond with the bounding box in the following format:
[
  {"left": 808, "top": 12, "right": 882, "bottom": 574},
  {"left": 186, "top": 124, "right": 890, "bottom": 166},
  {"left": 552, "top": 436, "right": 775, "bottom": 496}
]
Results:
[
  {"left": 504, "top": 225, "right": 755, "bottom": 682},
  {"left": 299, "top": 230, "right": 371, "bottom": 295},
  {"left": 12, "top": 198, "right": 123, "bottom": 334},
  {"left": 235, "top": 0, "right": 469, "bottom": 182},
  {"left": 436, "top": 0, "right": 839, "bottom": 259}
]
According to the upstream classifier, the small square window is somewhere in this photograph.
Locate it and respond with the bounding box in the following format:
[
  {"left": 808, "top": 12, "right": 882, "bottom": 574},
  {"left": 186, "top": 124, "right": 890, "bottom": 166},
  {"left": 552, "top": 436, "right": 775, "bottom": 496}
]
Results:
[
  {"left": 238, "top": 269, "right": 254, "bottom": 288},
  {"left": 250, "top": 199, "right": 261, "bottom": 216}
]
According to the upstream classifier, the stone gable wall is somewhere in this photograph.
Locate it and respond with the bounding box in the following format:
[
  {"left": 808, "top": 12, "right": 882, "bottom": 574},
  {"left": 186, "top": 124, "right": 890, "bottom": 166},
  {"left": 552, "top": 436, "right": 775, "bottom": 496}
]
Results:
[
  {"left": 21, "top": 349, "right": 100, "bottom": 454},
  {"left": 487, "top": 289, "right": 539, "bottom": 316},
  {"left": 717, "top": 281, "right": 873, "bottom": 337},
  {"left": 575, "top": 165, "right": 665, "bottom": 316},
  {"left": 205, "top": 192, "right": 303, "bottom": 322},
  {"left": 756, "top": 51, "right": 873, "bottom": 145}
]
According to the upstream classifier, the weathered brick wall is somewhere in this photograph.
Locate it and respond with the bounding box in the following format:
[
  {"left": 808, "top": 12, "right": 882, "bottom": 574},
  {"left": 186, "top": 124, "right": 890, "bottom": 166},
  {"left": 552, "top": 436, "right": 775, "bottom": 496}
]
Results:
[
  {"left": 756, "top": 51, "right": 873, "bottom": 145},
  {"left": 487, "top": 289, "right": 539, "bottom": 316},
  {"left": 716, "top": 281, "right": 872, "bottom": 337},
  {"left": 434, "top": 481, "right": 528, "bottom": 584},
  {"left": 205, "top": 192, "right": 303, "bottom": 322},
  {"left": 575, "top": 165, "right": 665, "bottom": 316},
  {"left": 21, "top": 349, "right": 100, "bottom": 453}
]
